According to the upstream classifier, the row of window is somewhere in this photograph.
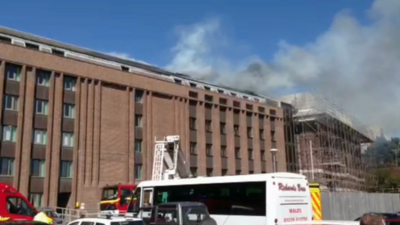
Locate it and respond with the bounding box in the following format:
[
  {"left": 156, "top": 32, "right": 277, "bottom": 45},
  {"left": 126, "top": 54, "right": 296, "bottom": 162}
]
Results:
[
  {"left": 190, "top": 117, "right": 270, "bottom": 140},
  {"left": 6, "top": 63, "right": 76, "bottom": 91},
  {"left": 189, "top": 142, "right": 266, "bottom": 161},
  {"left": 0, "top": 157, "right": 72, "bottom": 177},
  {"left": 190, "top": 167, "right": 255, "bottom": 177},
  {"left": 2, "top": 125, "right": 74, "bottom": 147},
  {"left": 4, "top": 95, "right": 75, "bottom": 118}
]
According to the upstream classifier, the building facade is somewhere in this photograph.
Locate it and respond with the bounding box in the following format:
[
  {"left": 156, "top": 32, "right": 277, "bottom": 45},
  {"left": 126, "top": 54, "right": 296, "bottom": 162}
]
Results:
[{"left": 0, "top": 27, "right": 286, "bottom": 210}]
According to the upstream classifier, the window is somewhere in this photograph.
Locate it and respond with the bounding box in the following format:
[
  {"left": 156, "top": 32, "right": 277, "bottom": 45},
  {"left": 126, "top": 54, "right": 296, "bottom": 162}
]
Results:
[
  {"left": 28, "top": 193, "right": 43, "bottom": 208},
  {"left": 249, "top": 170, "right": 254, "bottom": 174},
  {"left": 6, "top": 64, "right": 21, "bottom": 81},
  {"left": 261, "top": 150, "right": 266, "bottom": 161},
  {"left": 235, "top": 148, "right": 241, "bottom": 159},
  {"left": 153, "top": 181, "right": 266, "bottom": 216},
  {"left": 135, "top": 115, "right": 142, "bottom": 128},
  {"left": 6, "top": 197, "right": 36, "bottom": 217},
  {"left": 220, "top": 122, "right": 226, "bottom": 134},
  {"left": 189, "top": 117, "right": 196, "bottom": 130},
  {"left": 135, "top": 164, "right": 142, "bottom": 179},
  {"left": 36, "top": 70, "right": 50, "bottom": 86},
  {"left": 2, "top": 125, "right": 17, "bottom": 142},
  {"left": 234, "top": 125, "right": 240, "bottom": 136},
  {"left": 135, "top": 90, "right": 144, "bottom": 103},
  {"left": 64, "top": 77, "right": 76, "bottom": 91},
  {"left": 221, "top": 146, "right": 227, "bottom": 157},
  {"left": 190, "top": 142, "right": 197, "bottom": 155},
  {"left": 63, "top": 104, "right": 75, "bottom": 118},
  {"left": 0, "top": 158, "right": 14, "bottom": 175},
  {"left": 248, "top": 149, "right": 254, "bottom": 160},
  {"left": 206, "top": 144, "right": 212, "bottom": 156},
  {"left": 247, "top": 127, "right": 253, "bottom": 138},
  {"left": 35, "top": 100, "right": 49, "bottom": 115},
  {"left": 4, "top": 95, "right": 19, "bottom": 111},
  {"left": 31, "top": 159, "right": 45, "bottom": 177},
  {"left": 190, "top": 167, "right": 197, "bottom": 177},
  {"left": 206, "top": 168, "right": 213, "bottom": 177},
  {"left": 62, "top": 132, "right": 74, "bottom": 147},
  {"left": 236, "top": 170, "right": 241, "bottom": 175},
  {"left": 135, "top": 139, "right": 142, "bottom": 153},
  {"left": 221, "top": 169, "right": 228, "bottom": 176},
  {"left": 205, "top": 120, "right": 212, "bottom": 132},
  {"left": 33, "top": 129, "right": 47, "bottom": 145},
  {"left": 271, "top": 131, "right": 276, "bottom": 141},
  {"left": 60, "top": 161, "right": 73, "bottom": 178},
  {"left": 260, "top": 129, "right": 265, "bottom": 140}
]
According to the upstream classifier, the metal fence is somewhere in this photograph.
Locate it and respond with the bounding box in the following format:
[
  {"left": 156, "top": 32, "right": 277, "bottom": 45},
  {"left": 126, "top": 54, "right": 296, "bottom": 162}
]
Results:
[{"left": 321, "top": 192, "right": 400, "bottom": 220}]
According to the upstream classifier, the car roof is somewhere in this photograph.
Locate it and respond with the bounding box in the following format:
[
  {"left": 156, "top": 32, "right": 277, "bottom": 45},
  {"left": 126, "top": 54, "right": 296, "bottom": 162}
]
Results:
[
  {"left": 70, "top": 217, "right": 143, "bottom": 224},
  {"left": 158, "top": 202, "right": 206, "bottom": 207}
]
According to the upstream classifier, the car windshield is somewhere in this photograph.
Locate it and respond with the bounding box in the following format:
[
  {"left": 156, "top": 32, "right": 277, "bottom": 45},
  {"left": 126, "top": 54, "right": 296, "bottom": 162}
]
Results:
[{"left": 102, "top": 188, "right": 118, "bottom": 200}]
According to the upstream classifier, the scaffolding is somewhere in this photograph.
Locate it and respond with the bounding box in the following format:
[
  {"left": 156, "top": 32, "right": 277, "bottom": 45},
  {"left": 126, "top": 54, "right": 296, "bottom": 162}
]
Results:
[{"left": 280, "top": 92, "right": 374, "bottom": 192}]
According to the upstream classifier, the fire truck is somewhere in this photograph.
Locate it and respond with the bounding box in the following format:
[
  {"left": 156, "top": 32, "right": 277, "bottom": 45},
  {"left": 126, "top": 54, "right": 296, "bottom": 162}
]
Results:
[
  {"left": 0, "top": 183, "right": 52, "bottom": 223},
  {"left": 99, "top": 184, "right": 136, "bottom": 216}
]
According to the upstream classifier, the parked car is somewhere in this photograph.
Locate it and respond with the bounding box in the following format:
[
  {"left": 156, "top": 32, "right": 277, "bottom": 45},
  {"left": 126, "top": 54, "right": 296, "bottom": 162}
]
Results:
[
  {"left": 38, "top": 208, "right": 64, "bottom": 225},
  {"left": 66, "top": 216, "right": 145, "bottom": 225}
]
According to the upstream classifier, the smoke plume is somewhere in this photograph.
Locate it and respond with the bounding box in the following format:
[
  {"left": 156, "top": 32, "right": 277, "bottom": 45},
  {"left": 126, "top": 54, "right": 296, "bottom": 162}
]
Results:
[{"left": 165, "top": 0, "right": 400, "bottom": 136}]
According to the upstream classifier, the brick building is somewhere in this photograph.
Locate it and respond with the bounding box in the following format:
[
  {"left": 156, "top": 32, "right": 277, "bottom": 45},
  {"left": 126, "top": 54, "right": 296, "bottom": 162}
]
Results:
[{"left": 0, "top": 26, "right": 286, "bottom": 210}]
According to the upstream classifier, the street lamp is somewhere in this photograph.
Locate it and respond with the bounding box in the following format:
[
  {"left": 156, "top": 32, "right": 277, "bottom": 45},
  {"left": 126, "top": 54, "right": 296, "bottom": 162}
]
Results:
[{"left": 270, "top": 148, "right": 278, "bottom": 172}]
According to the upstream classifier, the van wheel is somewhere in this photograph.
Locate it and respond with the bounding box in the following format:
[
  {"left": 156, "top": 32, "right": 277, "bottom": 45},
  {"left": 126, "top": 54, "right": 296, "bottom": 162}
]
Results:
[{"left": 200, "top": 218, "right": 217, "bottom": 225}]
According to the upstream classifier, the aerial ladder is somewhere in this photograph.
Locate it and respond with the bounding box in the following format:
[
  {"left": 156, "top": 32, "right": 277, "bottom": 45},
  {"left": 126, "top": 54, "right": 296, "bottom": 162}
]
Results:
[{"left": 151, "top": 135, "right": 192, "bottom": 181}]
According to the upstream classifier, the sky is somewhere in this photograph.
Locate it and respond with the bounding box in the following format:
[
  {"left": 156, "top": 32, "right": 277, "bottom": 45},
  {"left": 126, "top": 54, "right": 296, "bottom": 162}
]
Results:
[{"left": 0, "top": 0, "right": 399, "bottom": 137}]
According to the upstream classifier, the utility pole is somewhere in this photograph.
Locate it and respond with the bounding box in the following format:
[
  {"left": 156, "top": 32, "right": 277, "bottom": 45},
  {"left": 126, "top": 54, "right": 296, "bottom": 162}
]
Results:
[{"left": 310, "top": 140, "right": 315, "bottom": 181}]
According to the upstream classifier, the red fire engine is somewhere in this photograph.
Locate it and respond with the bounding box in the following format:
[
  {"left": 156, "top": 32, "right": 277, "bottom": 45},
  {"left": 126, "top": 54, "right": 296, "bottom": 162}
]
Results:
[
  {"left": 0, "top": 182, "right": 52, "bottom": 223},
  {"left": 99, "top": 184, "right": 136, "bottom": 215}
]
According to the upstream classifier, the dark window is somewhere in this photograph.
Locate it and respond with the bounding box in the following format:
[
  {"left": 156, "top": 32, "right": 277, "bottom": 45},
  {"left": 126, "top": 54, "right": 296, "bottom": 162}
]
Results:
[
  {"left": 153, "top": 182, "right": 266, "bottom": 216},
  {"left": 189, "top": 117, "right": 196, "bottom": 130},
  {"left": 190, "top": 167, "right": 197, "bottom": 177},
  {"left": 206, "top": 168, "right": 213, "bottom": 177},
  {"left": 110, "top": 221, "right": 146, "bottom": 225},
  {"left": 206, "top": 144, "right": 212, "bottom": 156},
  {"left": 221, "top": 169, "right": 228, "bottom": 176},
  {"left": 248, "top": 149, "right": 253, "bottom": 160},
  {"left": 221, "top": 146, "right": 227, "bottom": 158},
  {"left": 233, "top": 101, "right": 240, "bottom": 108},
  {"left": 261, "top": 150, "right": 266, "bottom": 161},
  {"left": 205, "top": 120, "right": 212, "bottom": 132},
  {"left": 219, "top": 98, "right": 227, "bottom": 105},
  {"left": 205, "top": 95, "right": 213, "bottom": 102},
  {"left": 236, "top": 170, "right": 241, "bottom": 175},
  {"left": 6, "top": 197, "right": 36, "bottom": 217},
  {"left": 135, "top": 90, "right": 144, "bottom": 103},
  {"left": 235, "top": 148, "right": 241, "bottom": 159},
  {"left": 81, "top": 222, "right": 94, "bottom": 225},
  {"left": 190, "top": 142, "right": 197, "bottom": 155},
  {"left": 135, "top": 164, "right": 142, "bottom": 179},
  {"left": 259, "top": 129, "right": 264, "bottom": 140},
  {"left": 189, "top": 91, "right": 198, "bottom": 98},
  {"left": 247, "top": 127, "right": 253, "bottom": 138},
  {"left": 246, "top": 104, "right": 253, "bottom": 110},
  {"left": 234, "top": 125, "right": 240, "bottom": 136},
  {"left": 220, "top": 123, "right": 226, "bottom": 134},
  {"left": 0, "top": 158, "right": 14, "bottom": 175}
]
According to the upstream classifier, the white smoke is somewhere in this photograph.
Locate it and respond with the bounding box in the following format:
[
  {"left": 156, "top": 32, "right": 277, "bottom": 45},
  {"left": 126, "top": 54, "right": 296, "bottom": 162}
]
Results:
[{"left": 166, "top": 0, "right": 400, "bottom": 136}]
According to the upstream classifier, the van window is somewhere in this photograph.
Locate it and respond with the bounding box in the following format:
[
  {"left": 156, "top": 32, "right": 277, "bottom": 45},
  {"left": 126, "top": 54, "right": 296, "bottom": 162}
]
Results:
[
  {"left": 153, "top": 181, "right": 266, "bottom": 216},
  {"left": 6, "top": 197, "right": 36, "bottom": 217}
]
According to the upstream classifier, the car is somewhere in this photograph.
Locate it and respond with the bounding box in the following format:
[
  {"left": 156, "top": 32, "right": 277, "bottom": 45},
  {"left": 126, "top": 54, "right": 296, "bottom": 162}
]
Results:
[
  {"left": 136, "top": 202, "right": 217, "bottom": 225},
  {"left": 354, "top": 213, "right": 400, "bottom": 221},
  {"left": 38, "top": 207, "right": 64, "bottom": 225},
  {"left": 66, "top": 216, "right": 145, "bottom": 225}
]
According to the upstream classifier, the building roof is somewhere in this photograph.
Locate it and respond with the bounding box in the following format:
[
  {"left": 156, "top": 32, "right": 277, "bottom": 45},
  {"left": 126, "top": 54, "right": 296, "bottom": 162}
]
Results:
[
  {"left": 0, "top": 26, "right": 280, "bottom": 108},
  {"left": 279, "top": 92, "right": 374, "bottom": 141}
]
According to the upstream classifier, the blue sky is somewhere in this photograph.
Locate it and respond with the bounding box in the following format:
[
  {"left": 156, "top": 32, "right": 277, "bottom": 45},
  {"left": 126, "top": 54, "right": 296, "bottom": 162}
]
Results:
[
  {"left": 1, "top": 0, "right": 399, "bottom": 137},
  {"left": 0, "top": 0, "right": 373, "bottom": 66}
]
